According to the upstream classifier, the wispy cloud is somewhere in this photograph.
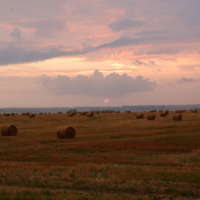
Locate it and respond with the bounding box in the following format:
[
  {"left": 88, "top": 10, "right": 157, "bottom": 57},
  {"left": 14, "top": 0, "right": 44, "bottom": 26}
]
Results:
[{"left": 178, "top": 77, "right": 198, "bottom": 83}]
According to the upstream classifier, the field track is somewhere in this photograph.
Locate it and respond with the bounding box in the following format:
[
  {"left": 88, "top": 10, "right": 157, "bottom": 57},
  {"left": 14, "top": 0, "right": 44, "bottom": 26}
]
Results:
[{"left": 0, "top": 111, "right": 200, "bottom": 199}]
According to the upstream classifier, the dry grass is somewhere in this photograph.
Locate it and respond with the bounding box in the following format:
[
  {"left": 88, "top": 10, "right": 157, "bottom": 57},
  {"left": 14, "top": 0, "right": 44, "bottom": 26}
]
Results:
[{"left": 0, "top": 111, "right": 200, "bottom": 199}]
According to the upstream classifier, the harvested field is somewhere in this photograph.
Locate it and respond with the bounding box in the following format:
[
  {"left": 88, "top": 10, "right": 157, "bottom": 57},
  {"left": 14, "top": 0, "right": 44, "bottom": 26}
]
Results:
[{"left": 0, "top": 111, "right": 200, "bottom": 199}]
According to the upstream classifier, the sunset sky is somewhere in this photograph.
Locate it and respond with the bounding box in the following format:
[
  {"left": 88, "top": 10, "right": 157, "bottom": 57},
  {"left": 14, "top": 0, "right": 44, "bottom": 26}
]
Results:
[{"left": 0, "top": 0, "right": 200, "bottom": 107}]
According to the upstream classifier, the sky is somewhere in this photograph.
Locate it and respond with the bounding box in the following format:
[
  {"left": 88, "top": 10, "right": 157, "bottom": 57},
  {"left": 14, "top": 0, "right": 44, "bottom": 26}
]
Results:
[{"left": 0, "top": 0, "right": 200, "bottom": 107}]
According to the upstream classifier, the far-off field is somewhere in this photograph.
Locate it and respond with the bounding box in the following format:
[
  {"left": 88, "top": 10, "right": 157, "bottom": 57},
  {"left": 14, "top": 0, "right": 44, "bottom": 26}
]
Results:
[{"left": 0, "top": 110, "right": 200, "bottom": 200}]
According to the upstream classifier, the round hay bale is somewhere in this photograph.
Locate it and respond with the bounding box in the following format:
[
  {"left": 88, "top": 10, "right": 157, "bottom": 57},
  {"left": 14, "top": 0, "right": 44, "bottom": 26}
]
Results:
[
  {"left": 73, "top": 112, "right": 76, "bottom": 115},
  {"left": 95, "top": 111, "right": 99, "bottom": 114},
  {"left": 57, "top": 112, "right": 62, "bottom": 114},
  {"left": 191, "top": 109, "right": 197, "bottom": 113},
  {"left": 136, "top": 113, "right": 144, "bottom": 119},
  {"left": 21, "top": 113, "right": 25, "bottom": 115},
  {"left": 68, "top": 113, "right": 73, "bottom": 117},
  {"left": 4, "top": 113, "right": 10, "bottom": 117},
  {"left": 176, "top": 110, "right": 182, "bottom": 113},
  {"left": 173, "top": 114, "right": 182, "bottom": 121},
  {"left": 87, "top": 112, "right": 93, "bottom": 117},
  {"left": 147, "top": 114, "right": 155, "bottom": 120},
  {"left": 80, "top": 112, "right": 86, "bottom": 116},
  {"left": 25, "top": 112, "right": 29, "bottom": 116},
  {"left": 48, "top": 112, "right": 51, "bottom": 114},
  {"left": 56, "top": 126, "right": 76, "bottom": 139},
  {"left": 164, "top": 110, "right": 169, "bottom": 115},
  {"left": 159, "top": 110, "right": 163, "bottom": 112},
  {"left": 125, "top": 111, "right": 131, "bottom": 113},
  {"left": 29, "top": 114, "right": 35, "bottom": 118},
  {"left": 1, "top": 125, "right": 17, "bottom": 136},
  {"left": 160, "top": 112, "right": 167, "bottom": 117},
  {"left": 150, "top": 110, "right": 157, "bottom": 113},
  {"left": 39, "top": 112, "right": 43, "bottom": 115},
  {"left": 117, "top": 111, "right": 120, "bottom": 113},
  {"left": 11, "top": 113, "right": 15, "bottom": 116}
]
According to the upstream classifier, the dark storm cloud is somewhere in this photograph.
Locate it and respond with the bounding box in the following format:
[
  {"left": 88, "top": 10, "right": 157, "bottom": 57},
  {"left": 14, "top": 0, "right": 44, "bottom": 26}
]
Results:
[
  {"left": 37, "top": 70, "right": 157, "bottom": 97},
  {"left": 0, "top": 44, "right": 90, "bottom": 66},
  {"left": 95, "top": 37, "right": 145, "bottom": 49},
  {"left": 108, "top": 18, "right": 143, "bottom": 32},
  {"left": 0, "top": 36, "right": 147, "bottom": 65},
  {"left": 0, "top": 31, "right": 196, "bottom": 66},
  {"left": 178, "top": 77, "right": 198, "bottom": 83}
]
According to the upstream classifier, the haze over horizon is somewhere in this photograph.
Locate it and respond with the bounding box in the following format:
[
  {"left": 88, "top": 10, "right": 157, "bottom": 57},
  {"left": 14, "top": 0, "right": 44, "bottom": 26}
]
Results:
[{"left": 0, "top": 0, "right": 200, "bottom": 108}]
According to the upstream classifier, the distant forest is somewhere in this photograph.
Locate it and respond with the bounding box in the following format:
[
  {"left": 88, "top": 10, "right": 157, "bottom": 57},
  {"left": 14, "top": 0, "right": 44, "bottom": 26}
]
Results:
[{"left": 0, "top": 105, "right": 200, "bottom": 114}]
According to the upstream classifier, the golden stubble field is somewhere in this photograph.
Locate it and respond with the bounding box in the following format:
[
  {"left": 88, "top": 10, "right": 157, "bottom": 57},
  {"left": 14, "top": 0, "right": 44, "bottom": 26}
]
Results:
[{"left": 0, "top": 111, "right": 200, "bottom": 200}]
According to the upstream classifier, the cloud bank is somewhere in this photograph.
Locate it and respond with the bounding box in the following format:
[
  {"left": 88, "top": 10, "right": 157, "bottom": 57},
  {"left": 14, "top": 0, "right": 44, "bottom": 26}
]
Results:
[{"left": 37, "top": 70, "right": 157, "bottom": 97}]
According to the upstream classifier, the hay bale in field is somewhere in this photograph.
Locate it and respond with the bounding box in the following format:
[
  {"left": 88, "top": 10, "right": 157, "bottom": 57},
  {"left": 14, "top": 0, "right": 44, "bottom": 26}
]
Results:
[
  {"left": 159, "top": 110, "right": 163, "bottom": 112},
  {"left": 21, "top": 113, "right": 25, "bottom": 115},
  {"left": 164, "top": 110, "right": 169, "bottom": 115},
  {"left": 95, "top": 111, "right": 99, "bottom": 114},
  {"left": 56, "top": 126, "right": 76, "bottom": 139},
  {"left": 39, "top": 112, "right": 43, "bottom": 115},
  {"left": 87, "top": 112, "right": 93, "bottom": 117},
  {"left": 117, "top": 111, "right": 120, "bottom": 113},
  {"left": 147, "top": 114, "right": 155, "bottom": 120},
  {"left": 29, "top": 114, "right": 35, "bottom": 118},
  {"left": 173, "top": 114, "right": 182, "bottom": 121},
  {"left": 11, "top": 113, "right": 15, "bottom": 116},
  {"left": 176, "top": 110, "right": 182, "bottom": 113},
  {"left": 136, "top": 113, "right": 144, "bottom": 119},
  {"left": 160, "top": 112, "right": 167, "bottom": 117},
  {"left": 68, "top": 113, "right": 73, "bottom": 117},
  {"left": 4, "top": 113, "right": 10, "bottom": 117},
  {"left": 181, "top": 109, "right": 186, "bottom": 112},
  {"left": 48, "top": 112, "right": 51, "bottom": 114},
  {"left": 25, "top": 112, "right": 29, "bottom": 116},
  {"left": 80, "top": 112, "right": 86, "bottom": 116},
  {"left": 125, "top": 111, "right": 131, "bottom": 113},
  {"left": 72, "top": 112, "right": 76, "bottom": 115},
  {"left": 191, "top": 109, "right": 197, "bottom": 113},
  {"left": 57, "top": 112, "right": 62, "bottom": 114},
  {"left": 150, "top": 110, "right": 157, "bottom": 113},
  {"left": 1, "top": 125, "right": 17, "bottom": 136}
]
